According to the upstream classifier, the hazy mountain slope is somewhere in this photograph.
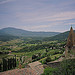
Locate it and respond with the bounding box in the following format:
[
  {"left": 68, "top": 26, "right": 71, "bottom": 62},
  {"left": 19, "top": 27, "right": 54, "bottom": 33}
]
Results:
[
  {"left": 0, "top": 27, "right": 60, "bottom": 37},
  {"left": 44, "top": 30, "right": 75, "bottom": 41},
  {"left": 0, "top": 34, "right": 18, "bottom": 41}
]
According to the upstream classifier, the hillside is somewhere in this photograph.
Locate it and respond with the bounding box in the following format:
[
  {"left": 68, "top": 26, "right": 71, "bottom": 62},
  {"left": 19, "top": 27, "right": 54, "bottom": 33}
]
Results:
[
  {"left": 0, "top": 34, "right": 18, "bottom": 41},
  {"left": 0, "top": 27, "right": 60, "bottom": 41},
  {"left": 0, "top": 27, "right": 75, "bottom": 42},
  {"left": 43, "top": 30, "right": 75, "bottom": 41},
  {"left": 0, "top": 27, "right": 60, "bottom": 37}
]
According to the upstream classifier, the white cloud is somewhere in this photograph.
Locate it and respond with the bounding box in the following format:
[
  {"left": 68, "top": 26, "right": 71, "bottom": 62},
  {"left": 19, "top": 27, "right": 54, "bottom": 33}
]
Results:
[
  {"left": 15, "top": 21, "right": 63, "bottom": 30},
  {"left": 0, "top": 0, "right": 15, "bottom": 4},
  {"left": 16, "top": 11, "right": 75, "bottom": 23}
]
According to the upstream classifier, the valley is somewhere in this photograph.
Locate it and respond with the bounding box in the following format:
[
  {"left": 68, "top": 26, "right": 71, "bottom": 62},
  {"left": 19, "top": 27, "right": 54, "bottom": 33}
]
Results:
[
  {"left": 0, "top": 27, "right": 75, "bottom": 75},
  {"left": 0, "top": 37, "right": 65, "bottom": 71}
]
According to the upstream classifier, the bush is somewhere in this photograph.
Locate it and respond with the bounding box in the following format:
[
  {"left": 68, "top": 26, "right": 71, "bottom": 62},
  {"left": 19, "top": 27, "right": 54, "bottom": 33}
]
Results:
[
  {"left": 40, "top": 59, "right": 47, "bottom": 64},
  {"left": 46, "top": 56, "right": 51, "bottom": 62},
  {"left": 42, "top": 67, "right": 58, "bottom": 75},
  {"left": 42, "top": 59, "right": 75, "bottom": 75},
  {"left": 55, "top": 59, "right": 75, "bottom": 75},
  {"left": 32, "top": 55, "right": 38, "bottom": 59},
  {"left": 41, "top": 53, "right": 47, "bottom": 58}
]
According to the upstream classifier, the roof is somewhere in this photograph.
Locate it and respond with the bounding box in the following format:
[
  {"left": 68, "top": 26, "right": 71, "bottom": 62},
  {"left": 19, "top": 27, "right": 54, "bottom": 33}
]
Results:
[
  {"left": 28, "top": 61, "right": 44, "bottom": 75},
  {"left": 0, "top": 68, "right": 37, "bottom": 75}
]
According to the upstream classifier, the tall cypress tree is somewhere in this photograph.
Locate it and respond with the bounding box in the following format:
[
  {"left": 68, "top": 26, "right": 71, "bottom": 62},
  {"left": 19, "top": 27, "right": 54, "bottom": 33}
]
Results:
[
  {"left": 8, "top": 59, "right": 10, "bottom": 70},
  {"left": 0, "top": 63, "right": 2, "bottom": 72},
  {"left": 3, "top": 58, "right": 7, "bottom": 71},
  {"left": 6, "top": 59, "right": 8, "bottom": 71},
  {"left": 10, "top": 58, "right": 12, "bottom": 69},
  {"left": 11, "top": 58, "right": 13, "bottom": 69},
  {"left": 13, "top": 57, "right": 15, "bottom": 68},
  {"left": 14, "top": 55, "right": 16, "bottom": 67}
]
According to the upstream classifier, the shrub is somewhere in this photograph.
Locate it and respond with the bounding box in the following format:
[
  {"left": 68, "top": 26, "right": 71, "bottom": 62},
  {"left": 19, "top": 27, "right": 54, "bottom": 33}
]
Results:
[
  {"left": 42, "top": 67, "right": 58, "bottom": 75},
  {"left": 42, "top": 59, "right": 75, "bottom": 75},
  {"left": 41, "top": 53, "right": 47, "bottom": 58},
  {"left": 46, "top": 56, "right": 51, "bottom": 62},
  {"left": 55, "top": 59, "right": 75, "bottom": 75},
  {"left": 40, "top": 59, "right": 47, "bottom": 64},
  {"left": 32, "top": 55, "right": 38, "bottom": 59}
]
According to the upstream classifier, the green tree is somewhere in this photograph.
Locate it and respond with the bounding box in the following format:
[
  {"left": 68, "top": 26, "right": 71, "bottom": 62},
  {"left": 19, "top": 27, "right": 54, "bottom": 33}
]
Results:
[
  {"left": 3, "top": 58, "right": 7, "bottom": 71},
  {"left": 8, "top": 59, "right": 10, "bottom": 70},
  {"left": 46, "top": 56, "right": 51, "bottom": 62},
  {"left": 0, "top": 63, "right": 2, "bottom": 72},
  {"left": 42, "top": 59, "right": 75, "bottom": 75}
]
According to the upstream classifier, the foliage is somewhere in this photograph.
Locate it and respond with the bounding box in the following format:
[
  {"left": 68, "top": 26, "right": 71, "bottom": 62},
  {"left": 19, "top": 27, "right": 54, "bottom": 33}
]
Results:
[
  {"left": 0, "top": 57, "right": 16, "bottom": 72},
  {"left": 40, "top": 59, "right": 46, "bottom": 64},
  {"left": 0, "top": 36, "right": 65, "bottom": 70},
  {"left": 0, "top": 27, "right": 59, "bottom": 41},
  {"left": 32, "top": 55, "right": 38, "bottom": 59},
  {"left": 41, "top": 67, "right": 58, "bottom": 75},
  {"left": 42, "top": 59, "right": 75, "bottom": 75},
  {"left": 39, "top": 54, "right": 62, "bottom": 64},
  {"left": 55, "top": 59, "right": 75, "bottom": 75},
  {"left": 46, "top": 56, "right": 51, "bottom": 62},
  {"left": 43, "top": 31, "right": 70, "bottom": 41}
]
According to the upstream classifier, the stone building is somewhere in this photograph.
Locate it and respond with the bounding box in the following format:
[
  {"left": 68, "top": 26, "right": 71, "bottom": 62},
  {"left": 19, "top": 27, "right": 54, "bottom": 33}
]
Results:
[{"left": 65, "top": 26, "right": 75, "bottom": 57}]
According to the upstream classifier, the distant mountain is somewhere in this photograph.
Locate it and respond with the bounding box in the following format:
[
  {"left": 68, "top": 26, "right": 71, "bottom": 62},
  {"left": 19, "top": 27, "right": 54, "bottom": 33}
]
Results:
[
  {"left": 0, "top": 27, "right": 60, "bottom": 37},
  {"left": 44, "top": 30, "right": 75, "bottom": 41},
  {"left": 0, "top": 34, "right": 18, "bottom": 41},
  {"left": 0, "top": 27, "right": 60, "bottom": 41}
]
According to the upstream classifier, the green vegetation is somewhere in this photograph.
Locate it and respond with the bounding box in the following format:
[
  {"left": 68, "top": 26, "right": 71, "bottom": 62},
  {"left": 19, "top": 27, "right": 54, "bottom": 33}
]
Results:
[
  {"left": 0, "top": 27, "right": 59, "bottom": 41},
  {"left": 41, "top": 67, "right": 58, "bottom": 75},
  {"left": 42, "top": 59, "right": 75, "bottom": 75},
  {"left": 39, "top": 54, "right": 62, "bottom": 64},
  {"left": 44, "top": 30, "right": 75, "bottom": 41},
  {"left": 0, "top": 38, "right": 65, "bottom": 71},
  {"left": 1, "top": 27, "right": 75, "bottom": 42},
  {"left": 0, "top": 57, "right": 16, "bottom": 72}
]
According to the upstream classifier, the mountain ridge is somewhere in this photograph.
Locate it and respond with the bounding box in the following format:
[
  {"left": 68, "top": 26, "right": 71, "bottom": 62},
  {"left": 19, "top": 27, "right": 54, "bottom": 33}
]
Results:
[
  {"left": 0, "top": 27, "right": 60, "bottom": 37},
  {"left": 43, "top": 30, "right": 75, "bottom": 41},
  {"left": 1, "top": 27, "right": 74, "bottom": 41}
]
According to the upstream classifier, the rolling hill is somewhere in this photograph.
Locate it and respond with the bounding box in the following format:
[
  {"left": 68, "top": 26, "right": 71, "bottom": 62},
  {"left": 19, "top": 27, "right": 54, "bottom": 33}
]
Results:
[
  {"left": 0, "top": 27, "right": 60, "bottom": 41},
  {"left": 44, "top": 30, "right": 75, "bottom": 41},
  {"left": 0, "top": 27, "right": 60, "bottom": 37}
]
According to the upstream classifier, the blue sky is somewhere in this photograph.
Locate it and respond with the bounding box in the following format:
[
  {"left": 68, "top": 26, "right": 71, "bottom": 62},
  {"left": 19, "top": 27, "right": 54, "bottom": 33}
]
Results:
[{"left": 0, "top": 0, "right": 75, "bottom": 32}]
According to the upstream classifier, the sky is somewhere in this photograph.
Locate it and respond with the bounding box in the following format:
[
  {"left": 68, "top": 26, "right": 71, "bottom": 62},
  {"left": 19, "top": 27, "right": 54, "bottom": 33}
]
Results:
[{"left": 0, "top": 0, "right": 75, "bottom": 32}]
